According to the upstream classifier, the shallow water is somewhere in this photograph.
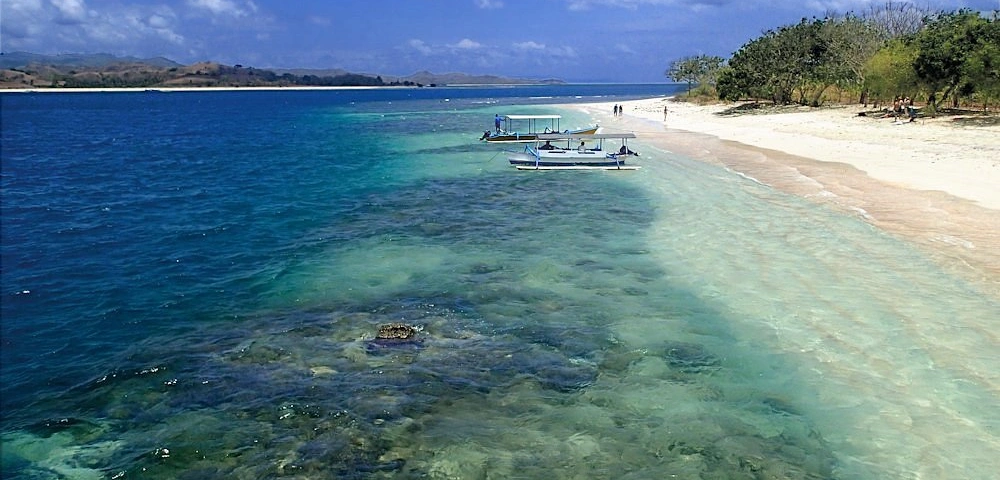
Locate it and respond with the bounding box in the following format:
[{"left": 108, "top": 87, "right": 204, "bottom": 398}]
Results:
[{"left": 2, "top": 87, "right": 997, "bottom": 479}]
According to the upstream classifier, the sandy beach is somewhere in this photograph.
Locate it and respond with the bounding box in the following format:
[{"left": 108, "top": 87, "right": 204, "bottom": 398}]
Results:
[{"left": 574, "top": 98, "right": 1000, "bottom": 295}]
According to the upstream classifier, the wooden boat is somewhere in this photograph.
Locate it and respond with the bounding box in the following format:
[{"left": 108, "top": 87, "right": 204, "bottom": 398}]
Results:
[
  {"left": 506, "top": 132, "right": 640, "bottom": 170},
  {"left": 480, "top": 114, "right": 599, "bottom": 143}
]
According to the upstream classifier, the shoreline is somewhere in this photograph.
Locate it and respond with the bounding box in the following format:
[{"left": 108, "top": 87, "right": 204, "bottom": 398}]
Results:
[{"left": 573, "top": 98, "right": 1000, "bottom": 296}]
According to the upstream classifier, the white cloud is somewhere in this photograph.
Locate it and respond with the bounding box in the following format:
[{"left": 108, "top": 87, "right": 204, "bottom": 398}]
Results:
[
  {"left": 453, "top": 38, "right": 482, "bottom": 49},
  {"left": 0, "top": 1, "right": 186, "bottom": 55},
  {"left": 84, "top": 6, "right": 184, "bottom": 47},
  {"left": 614, "top": 43, "right": 636, "bottom": 54},
  {"left": 513, "top": 41, "right": 546, "bottom": 50},
  {"left": 5, "top": 0, "right": 43, "bottom": 10},
  {"left": 187, "top": 0, "right": 257, "bottom": 17},
  {"left": 144, "top": 10, "right": 185, "bottom": 45},
  {"left": 52, "top": 0, "right": 88, "bottom": 24},
  {"left": 476, "top": 0, "right": 504, "bottom": 8},
  {"left": 513, "top": 41, "right": 576, "bottom": 58},
  {"left": 1, "top": 0, "right": 46, "bottom": 40},
  {"left": 408, "top": 39, "right": 434, "bottom": 55}
]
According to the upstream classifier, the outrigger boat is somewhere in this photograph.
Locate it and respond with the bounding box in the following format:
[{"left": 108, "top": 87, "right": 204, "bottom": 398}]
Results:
[
  {"left": 506, "top": 132, "right": 640, "bottom": 170},
  {"left": 480, "top": 114, "right": 599, "bottom": 143}
]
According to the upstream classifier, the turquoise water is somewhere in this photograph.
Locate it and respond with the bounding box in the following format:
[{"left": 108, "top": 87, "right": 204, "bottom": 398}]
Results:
[{"left": 2, "top": 87, "right": 997, "bottom": 479}]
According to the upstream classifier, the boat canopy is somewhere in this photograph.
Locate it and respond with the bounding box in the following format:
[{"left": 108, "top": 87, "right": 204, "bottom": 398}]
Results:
[
  {"left": 502, "top": 114, "right": 562, "bottom": 121},
  {"left": 535, "top": 132, "right": 635, "bottom": 141}
]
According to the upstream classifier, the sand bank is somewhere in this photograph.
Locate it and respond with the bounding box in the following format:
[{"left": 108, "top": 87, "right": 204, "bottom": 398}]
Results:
[{"left": 574, "top": 98, "right": 1000, "bottom": 293}]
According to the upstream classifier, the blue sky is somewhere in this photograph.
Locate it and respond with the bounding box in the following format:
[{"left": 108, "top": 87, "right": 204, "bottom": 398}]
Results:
[{"left": 2, "top": 0, "right": 997, "bottom": 82}]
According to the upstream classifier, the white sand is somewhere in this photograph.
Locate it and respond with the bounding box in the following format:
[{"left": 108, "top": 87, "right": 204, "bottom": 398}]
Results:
[
  {"left": 573, "top": 98, "right": 1000, "bottom": 291},
  {"left": 633, "top": 99, "right": 1000, "bottom": 210}
]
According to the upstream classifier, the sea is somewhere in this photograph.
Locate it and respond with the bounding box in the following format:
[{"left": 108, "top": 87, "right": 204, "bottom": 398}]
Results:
[{"left": 1, "top": 85, "right": 997, "bottom": 479}]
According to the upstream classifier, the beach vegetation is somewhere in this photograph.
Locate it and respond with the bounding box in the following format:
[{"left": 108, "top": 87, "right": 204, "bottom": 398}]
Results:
[
  {"left": 913, "top": 10, "right": 1000, "bottom": 113},
  {"left": 717, "top": 18, "right": 854, "bottom": 106},
  {"left": 666, "top": 55, "right": 725, "bottom": 97},
  {"left": 962, "top": 17, "right": 1000, "bottom": 111},
  {"left": 862, "top": 38, "right": 919, "bottom": 107},
  {"left": 699, "top": 5, "right": 999, "bottom": 114}
]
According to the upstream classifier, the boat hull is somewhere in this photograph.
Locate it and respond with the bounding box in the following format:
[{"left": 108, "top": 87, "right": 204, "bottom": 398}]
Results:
[
  {"left": 484, "top": 126, "right": 599, "bottom": 143},
  {"left": 506, "top": 150, "right": 633, "bottom": 169}
]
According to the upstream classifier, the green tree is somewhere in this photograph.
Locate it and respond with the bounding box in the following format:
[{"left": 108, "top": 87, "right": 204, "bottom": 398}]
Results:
[
  {"left": 914, "top": 10, "right": 990, "bottom": 111},
  {"left": 717, "top": 33, "right": 777, "bottom": 102},
  {"left": 959, "top": 14, "right": 1000, "bottom": 110},
  {"left": 822, "top": 14, "right": 886, "bottom": 105},
  {"left": 718, "top": 19, "right": 826, "bottom": 104},
  {"left": 863, "top": 38, "right": 919, "bottom": 105},
  {"left": 666, "top": 55, "right": 726, "bottom": 96}
]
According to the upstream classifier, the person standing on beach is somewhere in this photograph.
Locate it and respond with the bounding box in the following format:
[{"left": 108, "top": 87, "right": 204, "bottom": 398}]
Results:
[{"left": 663, "top": 105, "right": 669, "bottom": 122}]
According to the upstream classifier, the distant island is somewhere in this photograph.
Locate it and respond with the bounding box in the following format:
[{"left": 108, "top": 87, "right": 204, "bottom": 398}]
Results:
[{"left": 0, "top": 52, "right": 565, "bottom": 89}]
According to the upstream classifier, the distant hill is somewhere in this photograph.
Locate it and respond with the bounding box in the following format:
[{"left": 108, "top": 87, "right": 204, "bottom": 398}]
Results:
[
  {"left": 265, "top": 68, "right": 560, "bottom": 86},
  {"left": 0, "top": 52, "right": 181, "bottom": 69},
  {"left": 0, "top": 52, "right": 562, "bottom": 89},
  {"left": 389, "top": 70, "right": 563, "bottom": 86}
]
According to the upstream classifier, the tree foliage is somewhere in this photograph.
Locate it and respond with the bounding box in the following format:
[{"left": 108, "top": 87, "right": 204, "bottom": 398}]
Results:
[
  {"left": 862, "top": 38, "right": 919, "bottom": 104},
  {"left": 962, "top": 13, "right": 1000, "bottom": 110},
  {"left": 717, "top": 18, "right": 866, "bottom": 105},
  {"left": 915, "top": 10, "right": 999, "bottom": 111},
  {"left": 683, "top": 6, "right": 1000, "bottom": 111},
  {"left": 666, "top": 55, "right": 726, "bottom": 95}
]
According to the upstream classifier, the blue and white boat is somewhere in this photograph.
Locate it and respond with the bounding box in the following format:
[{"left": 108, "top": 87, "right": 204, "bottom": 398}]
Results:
[
  {"left": 480, "top": 114, "right": 599, "bottom": 143},
  {"left": 506, "top": 132, "right": 640, "bottom": 170}
]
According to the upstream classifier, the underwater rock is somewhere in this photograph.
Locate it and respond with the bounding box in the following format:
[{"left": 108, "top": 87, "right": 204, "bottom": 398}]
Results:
[
  {"left": 426, "top": 444, "right": 490, "bottom": 480},
  {"left": 25, "top": 418, "right": 102, "bottom": 439},
  {"left": 661, "top": 341, "right": 721, "bottom": 374},
  {"left": 505, "top": 322, "right": 612, "bottom": 361},
  {"left": 760, "top": 396, "right": 803, "bottom": 417},
  {"left": 367, "top": 323, "right": 423, "bottom": 354},
  {"left": 225, "top": 341, "right": 290, "bottom": 364},
  {"left": 376, "top": 323, "right": 418, "bottom": 341},
  {"left": 468, "top": 262, "right": 504, "bottom": 275},
  {"left": 714, "top": 434, "right": 835, "bottom": 479}
]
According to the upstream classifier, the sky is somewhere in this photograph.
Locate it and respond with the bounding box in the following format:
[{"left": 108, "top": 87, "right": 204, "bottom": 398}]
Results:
[{"left": 2, "top": 0, "right": 998, "bottom": 83}]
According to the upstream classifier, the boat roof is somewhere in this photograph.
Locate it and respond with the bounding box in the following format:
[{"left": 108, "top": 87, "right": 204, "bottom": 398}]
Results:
[
  {"left": 536, "top": 132, "right": 636, "bottom": 140},
  {"left": 503, "top": 114, "right": 562, "bottom": 120}
]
